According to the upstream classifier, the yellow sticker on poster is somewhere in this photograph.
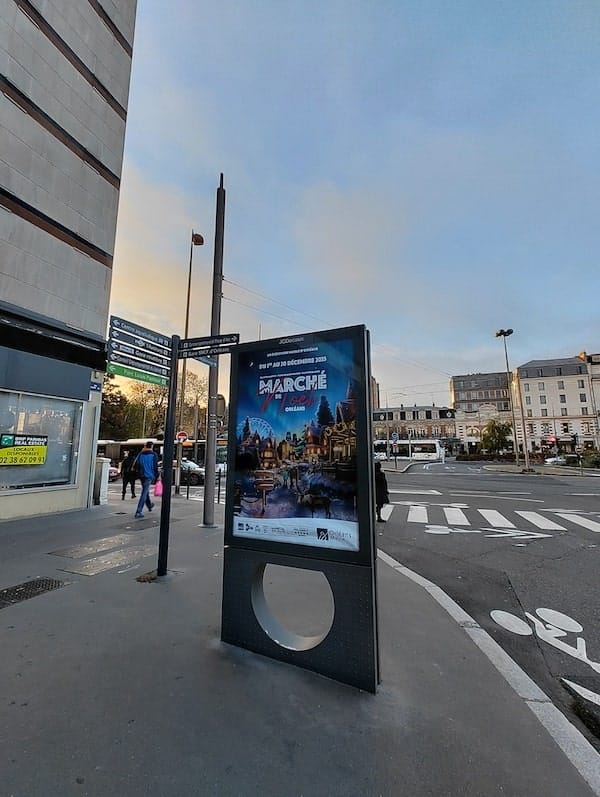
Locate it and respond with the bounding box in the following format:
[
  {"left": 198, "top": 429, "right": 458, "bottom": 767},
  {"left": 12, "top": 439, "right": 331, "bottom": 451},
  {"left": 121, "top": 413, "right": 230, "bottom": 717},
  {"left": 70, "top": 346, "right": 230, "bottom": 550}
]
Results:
[{"left": 0, "top": 434, "right": 48, "bottom": 465}]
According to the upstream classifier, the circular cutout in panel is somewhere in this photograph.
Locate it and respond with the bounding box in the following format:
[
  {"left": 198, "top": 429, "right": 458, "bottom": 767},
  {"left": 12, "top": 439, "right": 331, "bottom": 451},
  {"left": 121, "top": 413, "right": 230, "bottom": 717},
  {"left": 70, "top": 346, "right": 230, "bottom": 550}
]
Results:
[{"left": 251, "top": 564, "right": 335, "bottom": 652}]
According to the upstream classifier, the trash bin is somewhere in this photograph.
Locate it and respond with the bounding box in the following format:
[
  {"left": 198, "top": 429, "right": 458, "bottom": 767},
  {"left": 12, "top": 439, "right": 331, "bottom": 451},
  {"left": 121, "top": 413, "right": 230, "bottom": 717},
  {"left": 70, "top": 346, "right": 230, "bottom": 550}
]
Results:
[{"left": 93, "top": 457, "right": 111, "bottom": 505}]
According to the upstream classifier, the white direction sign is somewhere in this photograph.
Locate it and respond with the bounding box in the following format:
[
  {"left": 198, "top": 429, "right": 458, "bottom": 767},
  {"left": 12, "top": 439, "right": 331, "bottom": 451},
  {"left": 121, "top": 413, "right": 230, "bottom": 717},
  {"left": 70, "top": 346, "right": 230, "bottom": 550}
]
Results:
[
  {"left": 108, "top": 315, "right": 172, "bottom": 379},
  {"left": 179, "top": 333, "right": 239, "bottom": 351},
  {"left": 110, "top": 315, "right": 170, "bottom": 348},
  {"left": 179, "top": 345, "right": 234, "bottom": 359}
]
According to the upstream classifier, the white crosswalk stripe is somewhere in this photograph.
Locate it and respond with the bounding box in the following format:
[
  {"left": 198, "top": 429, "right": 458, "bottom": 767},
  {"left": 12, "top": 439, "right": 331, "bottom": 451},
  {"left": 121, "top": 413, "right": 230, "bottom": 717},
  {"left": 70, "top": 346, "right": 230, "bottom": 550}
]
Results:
[
  {"left": 477, "top": 509, "right": 515, "bottom": 528},
  {"left": 514, "top": 511, "right": 566, "bottom": 531},
  {"left": 556, "top": 513, "right": 600, "bottom": 533},
  {"left": 400, "top": 503, "right": 598, "bottom": 537},
  {"left": 407, "top": 505, "right": 428, "bottom": 523},
  {"left": 443, "top": 507, "right": 470, "bottom": 526}
]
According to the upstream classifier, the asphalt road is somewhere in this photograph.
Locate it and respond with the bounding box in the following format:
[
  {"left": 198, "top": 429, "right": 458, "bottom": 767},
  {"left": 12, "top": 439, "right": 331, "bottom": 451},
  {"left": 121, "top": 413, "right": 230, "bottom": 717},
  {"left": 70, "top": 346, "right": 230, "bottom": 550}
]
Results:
[{"left": 378, "top": 459, "right": 600, "bottom": 749}]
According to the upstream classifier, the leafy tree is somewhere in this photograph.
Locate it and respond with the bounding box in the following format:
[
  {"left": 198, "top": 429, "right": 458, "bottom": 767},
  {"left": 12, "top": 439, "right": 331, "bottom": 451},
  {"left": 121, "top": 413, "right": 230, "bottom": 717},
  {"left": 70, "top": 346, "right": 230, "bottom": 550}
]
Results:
[
  {"left": 99, "top": 374, "right": 130, "bottom": 439},
  {"left": 128, "top": 382, "right": 168, "bottom": 437},
  {"left": 481, "top": 419, "right": 512, "bottom": 454}
]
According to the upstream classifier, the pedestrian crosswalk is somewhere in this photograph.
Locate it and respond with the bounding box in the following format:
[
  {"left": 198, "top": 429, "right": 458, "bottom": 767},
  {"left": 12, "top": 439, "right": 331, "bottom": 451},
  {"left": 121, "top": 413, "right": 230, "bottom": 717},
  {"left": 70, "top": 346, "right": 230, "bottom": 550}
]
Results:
[{"left": 388, "top": 502, "right": 600, "bottom": 535}]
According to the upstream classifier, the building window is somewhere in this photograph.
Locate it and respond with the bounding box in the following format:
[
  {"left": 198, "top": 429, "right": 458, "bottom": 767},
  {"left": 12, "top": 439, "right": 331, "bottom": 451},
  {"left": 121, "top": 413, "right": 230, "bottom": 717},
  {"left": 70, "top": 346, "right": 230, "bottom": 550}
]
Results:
[
  {"left": 559, "top": 394, "right": 566, "bottom": 403},
  {"left": 556, "top": 367, "right": 562, "bottom": 376},
  {"left": 582, "top": 407, "right": 589, "bottom": 415},
  {"left": 467, "top": 403, "right": 473, "bottom": 411},
  {"left": 525, "top": 396, "right": 531, "bottom": 405},
  {"left": 537, "top": 369, "right": 543, "bottom": 377},
  {"left": 523, "top": 383, "right": 530, "bottom": 392},
  {"left": 578, "top": 379, "right": 585, "bottom": 389},
  {"left": 426, "top": 410, "right": 432, "bottom": 419},
  {"left": 538, "top": 382, "right": 545, "bottom": 391},
  {"left": 580, "top": 393, "right": 587, "bottom": 403},
  {"left": 541, "top": 423, "right": 550, "bottom": 434},
  {"left": 561, "top": 422, "right": 569, "bottom": 433},
  {"left": 541, "top": 409, "right": 548, "bottom": 417},
  {"left": 527, "top": 409, "right": 533, "bottom": 418},
  {"left": 0, "top": 390, "right": 82, "bottom": 490},
  {"left": 527, "top": 424, "right": 534, "bottom": 434},
  {"left": 558, "top": 381, "right": 564, "bottom": 390},
  {"left": 561, "top": 408, "right": 568, "bottom": 416},
  {"left": 540, "top": 395, "right": 546, "bottom": 404},
  {"left": 583, "top": 423, "right": 591, "bottom": 433}
]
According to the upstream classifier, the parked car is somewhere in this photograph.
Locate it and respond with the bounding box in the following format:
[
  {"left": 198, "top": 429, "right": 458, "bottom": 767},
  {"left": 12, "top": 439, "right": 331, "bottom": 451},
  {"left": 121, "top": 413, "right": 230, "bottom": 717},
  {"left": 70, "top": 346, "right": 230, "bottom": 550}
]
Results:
[
  {"left": 179, "top": 459, "right": 205, "bottom": 485},
  {"left": 544, "top": 455, "right": 566, "bottom": 466},
  {"left": 373, "top": 452, "right": 388, "bottom": 461}
]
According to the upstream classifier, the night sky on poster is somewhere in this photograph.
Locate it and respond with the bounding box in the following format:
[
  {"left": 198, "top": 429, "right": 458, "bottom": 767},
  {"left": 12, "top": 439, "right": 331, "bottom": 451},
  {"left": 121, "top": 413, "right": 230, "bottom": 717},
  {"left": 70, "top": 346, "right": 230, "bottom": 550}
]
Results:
[{"left": 235, "top": 337, "right": 356, "bottom": 441}]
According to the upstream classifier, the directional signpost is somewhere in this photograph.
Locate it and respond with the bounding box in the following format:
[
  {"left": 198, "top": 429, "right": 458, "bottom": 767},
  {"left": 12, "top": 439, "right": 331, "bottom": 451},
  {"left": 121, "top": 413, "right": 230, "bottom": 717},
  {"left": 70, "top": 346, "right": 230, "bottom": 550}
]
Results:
[
  {"left": 178, "top": 333, "right": 239, "bottom": 361},
  {"left": 107, "top": 316, "right": 172, "bottom": 387},
  {"left": 104, "top": 318, "right": 240, "bottom": 576}
]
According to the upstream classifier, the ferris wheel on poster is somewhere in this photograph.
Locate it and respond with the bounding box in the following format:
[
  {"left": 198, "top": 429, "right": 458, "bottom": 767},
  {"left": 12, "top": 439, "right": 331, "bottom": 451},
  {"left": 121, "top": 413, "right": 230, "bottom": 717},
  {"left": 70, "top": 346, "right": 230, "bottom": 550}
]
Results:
[{"left": 237, "top": 417, "right": 274, "bottom": 441}]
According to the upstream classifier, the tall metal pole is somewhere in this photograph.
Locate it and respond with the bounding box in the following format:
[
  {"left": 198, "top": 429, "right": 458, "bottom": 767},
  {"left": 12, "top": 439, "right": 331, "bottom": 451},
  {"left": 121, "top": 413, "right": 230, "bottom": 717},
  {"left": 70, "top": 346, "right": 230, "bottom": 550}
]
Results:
[
  {"left": 179, "top": 232, "right": 196, "bottom": 431},
  {"left": 203, "top": 174, "right": 225, "bottom": 527},
  {"left": 515, "top": 367, "right": 530, "bottom": 469},
  {"left": 157, "top": 335, "right": 179, "bottom": 576},
  {"left": 500, "top": 333, "right": 520, "bottom": 467}
]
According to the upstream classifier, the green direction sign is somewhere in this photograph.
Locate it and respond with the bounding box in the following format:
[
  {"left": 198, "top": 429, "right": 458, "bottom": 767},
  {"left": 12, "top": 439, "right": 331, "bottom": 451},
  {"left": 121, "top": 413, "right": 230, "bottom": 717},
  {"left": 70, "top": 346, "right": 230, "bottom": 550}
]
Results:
[{"left": 107, "top": 362, "right": 169, "bottom": 387}]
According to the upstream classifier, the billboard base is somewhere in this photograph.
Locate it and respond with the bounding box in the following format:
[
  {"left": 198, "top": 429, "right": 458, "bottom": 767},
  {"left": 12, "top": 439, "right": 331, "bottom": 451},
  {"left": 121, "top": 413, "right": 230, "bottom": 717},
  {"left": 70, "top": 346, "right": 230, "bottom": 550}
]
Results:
[{"left": 221, "top": 546, "right": 378, "bottom": 693}]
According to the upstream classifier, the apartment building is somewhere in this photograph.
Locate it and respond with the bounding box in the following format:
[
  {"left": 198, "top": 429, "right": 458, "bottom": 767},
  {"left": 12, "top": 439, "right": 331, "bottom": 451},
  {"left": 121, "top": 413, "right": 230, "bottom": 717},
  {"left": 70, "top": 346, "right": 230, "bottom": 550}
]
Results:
[
  {"left": 449, "top": 372, "right": 510, "bottom": 414},
  {"left": 1, "top": 1, "right": 137, "bottom": 519},
  {"left": 516, "top": 357, "right": 600, "bottom": 452},
  {"left": 372, "top": 405, "right": 456, "bottom": 442}
]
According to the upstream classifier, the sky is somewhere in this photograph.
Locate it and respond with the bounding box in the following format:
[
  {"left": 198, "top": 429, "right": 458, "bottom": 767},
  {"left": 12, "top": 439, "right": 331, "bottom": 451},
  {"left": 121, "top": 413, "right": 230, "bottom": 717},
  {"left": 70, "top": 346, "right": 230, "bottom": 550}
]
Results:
[{"left": 110, "top": 0, "right": 600, "bottom": 409}]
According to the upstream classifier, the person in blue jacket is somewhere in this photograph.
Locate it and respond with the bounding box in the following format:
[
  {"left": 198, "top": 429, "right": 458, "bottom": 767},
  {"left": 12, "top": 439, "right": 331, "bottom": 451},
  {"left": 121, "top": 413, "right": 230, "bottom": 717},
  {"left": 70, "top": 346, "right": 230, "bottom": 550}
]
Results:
[{"left": 134, "top": 441, "right": 160, "bottom": 519}]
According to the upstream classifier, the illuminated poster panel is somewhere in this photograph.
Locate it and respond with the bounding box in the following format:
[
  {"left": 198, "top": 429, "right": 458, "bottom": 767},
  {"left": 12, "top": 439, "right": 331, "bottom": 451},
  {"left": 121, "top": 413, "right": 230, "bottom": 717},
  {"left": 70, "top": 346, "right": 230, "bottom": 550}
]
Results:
[{"left": 226, "top": 325, "right": 373, "bottom": 563}]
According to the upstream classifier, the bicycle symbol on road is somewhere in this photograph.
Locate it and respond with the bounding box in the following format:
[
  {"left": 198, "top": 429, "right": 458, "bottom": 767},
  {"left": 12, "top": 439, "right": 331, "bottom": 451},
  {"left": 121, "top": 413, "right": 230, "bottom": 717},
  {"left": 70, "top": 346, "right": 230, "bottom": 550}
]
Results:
[{"left": 491, "top": 607, "right": 600, "bottom": 706}]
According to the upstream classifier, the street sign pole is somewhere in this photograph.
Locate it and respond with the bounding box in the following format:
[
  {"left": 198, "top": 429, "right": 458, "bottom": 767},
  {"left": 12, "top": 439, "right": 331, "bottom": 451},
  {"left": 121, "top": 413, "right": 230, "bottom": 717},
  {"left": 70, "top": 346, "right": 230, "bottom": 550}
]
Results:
[
  {"left": 157, "top": 334, "right": 179, "bottom": 577},
  {"left": 203, "top": 174, "right": 225, "bottom": 528}
]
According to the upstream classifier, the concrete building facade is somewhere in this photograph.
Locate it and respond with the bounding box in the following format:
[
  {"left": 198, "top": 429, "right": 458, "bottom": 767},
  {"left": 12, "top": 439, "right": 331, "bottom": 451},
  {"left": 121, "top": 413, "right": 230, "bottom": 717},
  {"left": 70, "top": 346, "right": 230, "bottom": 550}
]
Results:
[
  {"left": 1, "top": 1, "right": 137, "bottom": 519},
  {"left": 515, "top": 356, "right": 600, "bottom": 453}
]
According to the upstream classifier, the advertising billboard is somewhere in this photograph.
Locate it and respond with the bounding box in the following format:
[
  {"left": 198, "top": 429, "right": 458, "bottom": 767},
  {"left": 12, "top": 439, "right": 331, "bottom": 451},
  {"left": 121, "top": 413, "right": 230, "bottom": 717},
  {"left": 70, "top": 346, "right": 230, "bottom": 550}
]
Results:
[{"left": 225, "top": 325, "right": 374, "bottom": 564}]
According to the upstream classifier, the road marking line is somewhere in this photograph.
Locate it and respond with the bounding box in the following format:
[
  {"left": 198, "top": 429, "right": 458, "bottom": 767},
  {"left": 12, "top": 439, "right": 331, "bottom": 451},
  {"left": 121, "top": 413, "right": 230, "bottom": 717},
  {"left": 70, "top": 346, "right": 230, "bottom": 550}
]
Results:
[
  {"left": 443, "top": 507, "right": 470, "bottom": 525},
  {"left": 478, "top": 509, "right": 515, "bottom": 528},
  {"left": 389, "top": 489, "right": 441, "bottom": 495},
  {"left": 515, "top": 511, "right": 566, "bottom": 531},
  {"left": 381, "top": 504, "right": 394, "bottom": 521},
  {"left": 407, "top": 505, "right": 428, "bottom": 523},
  {"left": 556, "top": 514, "right": 600, "bottom": 533}
]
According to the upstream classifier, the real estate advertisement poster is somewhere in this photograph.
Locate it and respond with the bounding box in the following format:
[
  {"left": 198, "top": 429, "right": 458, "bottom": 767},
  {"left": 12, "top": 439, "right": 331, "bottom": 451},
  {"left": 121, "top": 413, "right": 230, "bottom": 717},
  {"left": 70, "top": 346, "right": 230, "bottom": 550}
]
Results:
[{"left": 227, "top": 326, "right": 371, "bottom": 556}]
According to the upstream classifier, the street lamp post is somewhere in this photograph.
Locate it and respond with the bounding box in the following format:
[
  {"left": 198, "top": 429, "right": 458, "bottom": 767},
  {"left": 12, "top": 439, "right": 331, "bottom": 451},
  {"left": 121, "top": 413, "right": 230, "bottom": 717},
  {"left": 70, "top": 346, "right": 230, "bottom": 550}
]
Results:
[
  {"left": 179, "top": 230, "right": 204, "bottom": 432},
  {"left": 142, "top": 389, "right": 154, "bottom": 437},
  {"left": 495, "top": 328, "right": 530, "bottom": 469}
]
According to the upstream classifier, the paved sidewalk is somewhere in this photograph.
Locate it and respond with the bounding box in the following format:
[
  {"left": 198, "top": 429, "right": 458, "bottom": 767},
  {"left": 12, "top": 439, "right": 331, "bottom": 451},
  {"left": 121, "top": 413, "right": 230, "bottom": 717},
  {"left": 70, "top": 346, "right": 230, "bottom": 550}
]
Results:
[{"left": 1, "top": 495, "right": 599, "bottom": 796}]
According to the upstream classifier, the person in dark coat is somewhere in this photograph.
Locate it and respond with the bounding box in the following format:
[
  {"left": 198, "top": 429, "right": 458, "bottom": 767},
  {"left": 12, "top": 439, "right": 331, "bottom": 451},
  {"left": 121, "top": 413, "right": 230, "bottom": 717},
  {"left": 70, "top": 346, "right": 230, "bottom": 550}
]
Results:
[
  {"left": 120, "top": 451, "right": 137, "bottom": 500},
  {"left": 374, "top": 461, "right": 389, "bottom": 522}
]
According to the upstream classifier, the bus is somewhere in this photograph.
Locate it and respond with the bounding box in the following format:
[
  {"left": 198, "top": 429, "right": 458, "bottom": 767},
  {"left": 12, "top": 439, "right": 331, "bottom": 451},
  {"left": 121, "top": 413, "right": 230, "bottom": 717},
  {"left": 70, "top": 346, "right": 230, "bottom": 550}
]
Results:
[
  {"left": 373, "top": 439, "right": 444, "bottom": 462},
  {"left": 97, "top": 438, "right": 228, "bottom": 468}
]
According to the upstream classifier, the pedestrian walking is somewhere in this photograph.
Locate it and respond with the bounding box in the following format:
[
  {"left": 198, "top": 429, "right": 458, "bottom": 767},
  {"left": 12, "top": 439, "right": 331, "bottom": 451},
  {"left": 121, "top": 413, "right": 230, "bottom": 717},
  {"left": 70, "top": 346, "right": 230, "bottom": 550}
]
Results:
[
  {"left": 374, "top": 461, "right": 389, "bottom": 523},
  {"left": 134, "top": 441, "right": 159, "bottom": 519},
  {"left": 120, "top": 451, "right": 137, "bottom": 500}
]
